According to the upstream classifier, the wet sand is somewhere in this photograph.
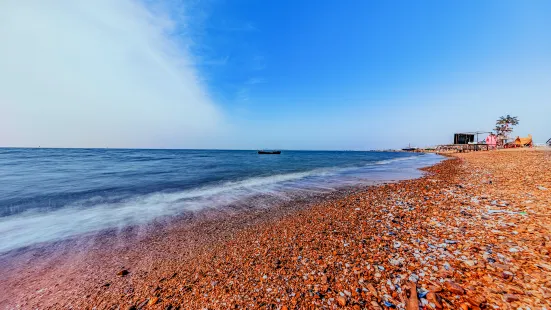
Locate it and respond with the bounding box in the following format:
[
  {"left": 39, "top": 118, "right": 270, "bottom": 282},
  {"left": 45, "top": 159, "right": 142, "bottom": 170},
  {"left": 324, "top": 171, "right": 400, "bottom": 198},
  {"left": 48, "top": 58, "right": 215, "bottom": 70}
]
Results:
[{"left": 1, "top": 149, "right": 550, "bottom": 309}]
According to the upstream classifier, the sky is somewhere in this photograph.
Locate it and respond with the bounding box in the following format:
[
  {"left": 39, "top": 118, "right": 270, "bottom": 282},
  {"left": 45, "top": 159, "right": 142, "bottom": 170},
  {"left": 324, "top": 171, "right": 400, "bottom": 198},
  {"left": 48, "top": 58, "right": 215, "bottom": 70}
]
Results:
[{"left": 1, "top": 0, "right": 550, "bottom": 150}]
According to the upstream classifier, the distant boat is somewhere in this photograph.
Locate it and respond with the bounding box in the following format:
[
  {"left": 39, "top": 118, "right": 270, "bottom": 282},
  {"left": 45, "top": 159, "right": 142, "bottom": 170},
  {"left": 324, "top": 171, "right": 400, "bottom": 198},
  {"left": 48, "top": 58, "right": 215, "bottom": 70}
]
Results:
[
  {"left": 401, "top": 143, "right": 417, "bottom": 152},
  {"left": 258, "top": 150, "right": 281, "bottom": 154}
]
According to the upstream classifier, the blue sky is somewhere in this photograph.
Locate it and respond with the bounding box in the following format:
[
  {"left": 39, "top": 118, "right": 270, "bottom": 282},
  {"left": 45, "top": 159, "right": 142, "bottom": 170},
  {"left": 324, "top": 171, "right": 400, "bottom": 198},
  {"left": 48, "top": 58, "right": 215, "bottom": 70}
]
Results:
[
  {"left": 182, "top": 0, "right": 551, "bottom": 149},
  {"left": 1, "top": 0, "right": 550, "bottom": 149}
]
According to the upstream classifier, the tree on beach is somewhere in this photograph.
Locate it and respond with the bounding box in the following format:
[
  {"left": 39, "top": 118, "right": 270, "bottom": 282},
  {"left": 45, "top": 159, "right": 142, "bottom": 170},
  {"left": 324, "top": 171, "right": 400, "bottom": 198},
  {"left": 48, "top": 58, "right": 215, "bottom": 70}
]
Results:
[{"left": 494, "top": 115, "right": 519, "bottom": 145}]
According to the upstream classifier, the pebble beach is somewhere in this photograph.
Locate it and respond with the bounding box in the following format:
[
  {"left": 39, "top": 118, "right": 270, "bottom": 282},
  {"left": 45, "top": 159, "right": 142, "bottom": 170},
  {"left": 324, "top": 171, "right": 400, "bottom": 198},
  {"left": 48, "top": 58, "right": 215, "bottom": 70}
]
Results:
[{"left": 1, "top": 149, "right": 550, "bottom": 309}]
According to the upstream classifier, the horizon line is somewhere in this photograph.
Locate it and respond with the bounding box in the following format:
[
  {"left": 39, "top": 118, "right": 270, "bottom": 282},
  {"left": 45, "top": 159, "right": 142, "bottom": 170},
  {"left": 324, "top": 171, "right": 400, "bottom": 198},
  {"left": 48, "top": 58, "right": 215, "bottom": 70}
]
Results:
[{"left": 0, "top": 146, "right": 409, "bottom": 152}]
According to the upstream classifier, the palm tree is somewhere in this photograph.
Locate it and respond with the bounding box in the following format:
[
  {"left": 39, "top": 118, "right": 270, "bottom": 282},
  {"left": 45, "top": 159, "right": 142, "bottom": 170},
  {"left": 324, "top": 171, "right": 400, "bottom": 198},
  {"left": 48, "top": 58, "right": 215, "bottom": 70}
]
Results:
[
  {"left": 496, "top": 115, "right": 519, "bottom": 127},
  {"left": 495, "top": 115, "right": 519, "bottom": 145}
]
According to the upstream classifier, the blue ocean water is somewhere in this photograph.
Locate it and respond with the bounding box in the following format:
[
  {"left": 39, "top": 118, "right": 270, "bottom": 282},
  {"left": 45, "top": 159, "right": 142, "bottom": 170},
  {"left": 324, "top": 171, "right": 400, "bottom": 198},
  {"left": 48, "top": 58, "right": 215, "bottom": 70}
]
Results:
[{"left": 0, "top": 148, "right": 442, "bottom": 253}]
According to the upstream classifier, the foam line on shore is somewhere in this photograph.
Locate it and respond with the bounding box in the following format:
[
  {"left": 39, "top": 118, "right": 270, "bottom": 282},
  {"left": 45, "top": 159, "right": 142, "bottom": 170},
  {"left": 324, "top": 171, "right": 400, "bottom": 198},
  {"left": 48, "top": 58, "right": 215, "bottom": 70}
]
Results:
[{"left": 0, "top": 154, "right": 442, "bottom": 253}]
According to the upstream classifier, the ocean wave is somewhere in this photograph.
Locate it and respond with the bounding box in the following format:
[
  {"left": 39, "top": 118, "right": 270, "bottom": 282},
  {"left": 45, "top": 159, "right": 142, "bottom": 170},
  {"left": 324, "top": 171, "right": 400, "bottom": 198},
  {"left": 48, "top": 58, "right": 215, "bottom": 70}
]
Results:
[
  {"left": 0, "top": 153, "right": 443, "bottom": 253},
  {"left": 373, "top": 155, "right": 419, "bottom": 165}
]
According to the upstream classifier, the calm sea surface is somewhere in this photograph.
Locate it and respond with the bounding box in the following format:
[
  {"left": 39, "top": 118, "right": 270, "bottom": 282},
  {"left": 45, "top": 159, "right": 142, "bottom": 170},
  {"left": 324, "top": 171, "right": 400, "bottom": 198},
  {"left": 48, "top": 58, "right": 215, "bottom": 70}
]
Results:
[{"left": 0, "top": 148, "right": 443, "bottom": 252}]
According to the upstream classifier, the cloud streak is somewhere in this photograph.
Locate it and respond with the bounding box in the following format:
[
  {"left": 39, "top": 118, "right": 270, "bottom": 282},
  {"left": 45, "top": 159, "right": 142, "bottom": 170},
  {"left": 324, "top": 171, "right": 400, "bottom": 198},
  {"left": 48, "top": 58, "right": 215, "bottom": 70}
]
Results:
[{"left": 0, "top": 0, "right": 223, "bottom": 148}]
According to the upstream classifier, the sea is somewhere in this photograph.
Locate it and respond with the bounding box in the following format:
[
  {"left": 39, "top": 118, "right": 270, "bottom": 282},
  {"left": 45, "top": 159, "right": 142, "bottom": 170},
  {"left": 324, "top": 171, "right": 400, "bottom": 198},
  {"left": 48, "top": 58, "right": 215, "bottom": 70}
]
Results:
[{"left": 0, "top": 148, "right": 443, "bottom": 253}]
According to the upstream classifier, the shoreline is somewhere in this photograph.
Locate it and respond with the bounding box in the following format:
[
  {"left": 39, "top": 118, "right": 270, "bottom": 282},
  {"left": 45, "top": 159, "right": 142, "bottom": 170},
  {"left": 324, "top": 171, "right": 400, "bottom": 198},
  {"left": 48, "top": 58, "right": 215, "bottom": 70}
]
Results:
[
  {"left": 0, "top": 151, "right": 440, "bottom": 254},
  {"left": 0, "top": 179, "right": 400, "bottom": 307},
  {"left": 1, "top": 150, "right": 550, "bottom": 309}
]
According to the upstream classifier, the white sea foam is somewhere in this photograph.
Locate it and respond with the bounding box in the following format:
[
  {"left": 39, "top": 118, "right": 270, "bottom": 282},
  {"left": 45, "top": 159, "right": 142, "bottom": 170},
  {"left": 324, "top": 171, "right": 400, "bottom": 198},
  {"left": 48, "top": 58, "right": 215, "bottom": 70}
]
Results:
[
  {"left": 373, "top": 155, "right": 418, "bottom": 165},
  {"left": 0, "top": 153, "right": 443, "bottom": 253}
]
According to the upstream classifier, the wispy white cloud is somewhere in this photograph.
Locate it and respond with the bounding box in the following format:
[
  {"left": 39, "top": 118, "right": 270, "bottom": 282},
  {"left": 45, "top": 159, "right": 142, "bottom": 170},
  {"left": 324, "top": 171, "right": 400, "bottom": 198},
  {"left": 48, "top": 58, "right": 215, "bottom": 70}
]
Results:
[{"left": 0, "top": 0, "right": 224, "bottom": 148}]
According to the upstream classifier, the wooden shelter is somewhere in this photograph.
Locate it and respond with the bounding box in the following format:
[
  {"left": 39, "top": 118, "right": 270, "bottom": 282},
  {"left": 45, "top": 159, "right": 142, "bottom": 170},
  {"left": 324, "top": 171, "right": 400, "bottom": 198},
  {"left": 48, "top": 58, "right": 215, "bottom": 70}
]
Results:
[{"left": 513, "top": 134, "right": 533, "bottom": 147}]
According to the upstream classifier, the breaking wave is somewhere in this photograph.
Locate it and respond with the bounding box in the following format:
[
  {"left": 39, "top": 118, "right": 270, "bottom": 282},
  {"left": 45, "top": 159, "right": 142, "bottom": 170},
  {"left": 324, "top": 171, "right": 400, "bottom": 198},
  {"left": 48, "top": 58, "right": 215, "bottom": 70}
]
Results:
[{"left": 0, "top": 150, "right": 442, "bottom": 253}]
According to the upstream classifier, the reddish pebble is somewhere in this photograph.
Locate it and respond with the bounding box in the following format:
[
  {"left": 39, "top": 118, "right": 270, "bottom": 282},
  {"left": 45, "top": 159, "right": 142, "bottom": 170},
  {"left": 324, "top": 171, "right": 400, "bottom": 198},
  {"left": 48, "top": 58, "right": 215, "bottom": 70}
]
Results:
[
  {"left": 148, "top": 297, "right": 159, "bottom": 305},
  {"left": 426, "top": 292, "right": 443, "bottom": 309},
  {"left": 444, "top": 281, "right": 465, "bottom": 295},
  {"left": 466, "top": 293, "right": 486, "bottom": 306},
  {"left": 504, "top": 294, "right": 520, "bottom": 302},
  {"left": 336, "top": 296, "right": 347, "bottom": 307}
]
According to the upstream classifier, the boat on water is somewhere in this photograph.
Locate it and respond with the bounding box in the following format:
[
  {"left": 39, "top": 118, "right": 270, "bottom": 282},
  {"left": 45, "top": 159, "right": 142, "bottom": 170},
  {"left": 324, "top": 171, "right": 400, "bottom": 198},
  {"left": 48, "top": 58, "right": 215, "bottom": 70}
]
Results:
[
  {"left": 258, "top": 150, "right": 281, "bottom": 154},
  {"left": 401, "top": 143, "right": 417, "bottom": 152}
]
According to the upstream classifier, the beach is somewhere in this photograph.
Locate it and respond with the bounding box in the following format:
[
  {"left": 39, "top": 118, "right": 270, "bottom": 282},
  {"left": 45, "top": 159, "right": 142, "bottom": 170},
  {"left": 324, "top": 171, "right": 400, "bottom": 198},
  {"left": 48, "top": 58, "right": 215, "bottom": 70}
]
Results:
[{"left": 1, "top": 149, "right": 550, "bottom": 309}]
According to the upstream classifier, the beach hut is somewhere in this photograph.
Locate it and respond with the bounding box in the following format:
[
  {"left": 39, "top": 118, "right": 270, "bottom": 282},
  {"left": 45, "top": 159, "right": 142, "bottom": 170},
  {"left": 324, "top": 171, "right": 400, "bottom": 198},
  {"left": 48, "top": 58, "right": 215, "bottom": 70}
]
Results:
[{"left": 513, "top": 134, "right": 533, "bottom": 147}]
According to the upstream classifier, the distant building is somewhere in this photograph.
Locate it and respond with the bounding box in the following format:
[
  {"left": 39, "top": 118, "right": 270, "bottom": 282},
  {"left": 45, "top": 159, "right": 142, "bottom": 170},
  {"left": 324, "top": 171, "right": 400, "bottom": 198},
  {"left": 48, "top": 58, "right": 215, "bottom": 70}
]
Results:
[{"left": 454, "top": 133, "right": 475, "bottom": 144}]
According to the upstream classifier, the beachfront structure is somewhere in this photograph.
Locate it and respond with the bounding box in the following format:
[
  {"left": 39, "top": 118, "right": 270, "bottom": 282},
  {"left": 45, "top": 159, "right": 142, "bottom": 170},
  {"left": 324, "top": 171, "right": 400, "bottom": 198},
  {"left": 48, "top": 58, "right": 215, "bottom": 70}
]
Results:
[
  {"left": 436, "top": 131, "right": 494, "bottom": 153},
  {"left": 453, "top": 133, "right": 475, "bottom": 144},
  {"left": 511, "top": 134, "right": 533, "bottom": 147},
  {"left": 454, "top": 131, "right": 494, "bottom": 144}
]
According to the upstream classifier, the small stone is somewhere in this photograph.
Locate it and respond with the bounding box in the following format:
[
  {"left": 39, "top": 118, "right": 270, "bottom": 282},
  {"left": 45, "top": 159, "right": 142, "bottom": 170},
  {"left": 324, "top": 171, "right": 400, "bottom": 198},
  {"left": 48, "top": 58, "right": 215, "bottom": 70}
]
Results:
[
  {"left": 504, "top": 294, "right": 520, "bottom": 302},
  {"left": 367, "top": 283, "right": 378, "bottom": 298},
  {"left": 444, "top": 281, "right": 465, "bottom": 295},
  {"left": 492, "top": 263, "right": 510, "bottom": 271},
  {"left": 428, "top": 285, "right": 442, "bottom": 293},
  {"left": 370, "top": 301, "right": 383, "bottom": 310},
  {"left": 466, "top": 294, "right": 486, "bottom": 307},
  {"left": 336, "top": 296, "right": 347, "bottom": 307},
  {"left": 463, "top": 260, "right": 476, "bottom": 267},
  {"left": 459, "top": 303, "right": 470, "bottom": 310},
  {"left": 502, "top": 271, "right": 514, "bottom": 280},
  {"left": 389, "top": 259, "right": 401, "bottom": 266},
  {"left": 117, "top": 269, "right": 129, "bottom": 276},
  {"left": 426, "top": 292, "right": 442, "bottom": 309},
  {"left": 148, "top": 297, "right": 159, "bottom": 305}
]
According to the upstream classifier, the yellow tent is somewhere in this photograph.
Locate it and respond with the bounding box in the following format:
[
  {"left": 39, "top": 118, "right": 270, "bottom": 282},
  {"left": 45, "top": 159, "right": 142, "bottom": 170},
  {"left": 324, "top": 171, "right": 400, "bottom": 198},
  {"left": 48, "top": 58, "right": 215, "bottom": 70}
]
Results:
[{"left": 514, "top": 134, "right": 533, "bottom": 147}]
